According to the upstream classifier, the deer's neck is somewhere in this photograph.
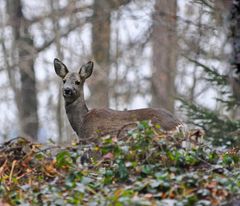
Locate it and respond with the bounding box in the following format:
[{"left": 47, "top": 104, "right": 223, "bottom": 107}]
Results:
[{"left": 65, "top": 97, "right": 88, "bottom": 137}]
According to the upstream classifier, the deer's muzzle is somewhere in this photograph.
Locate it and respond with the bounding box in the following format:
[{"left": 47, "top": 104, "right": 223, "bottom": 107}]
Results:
[{"left": 63, "top": 88, "right": 73, "bottom": 97}]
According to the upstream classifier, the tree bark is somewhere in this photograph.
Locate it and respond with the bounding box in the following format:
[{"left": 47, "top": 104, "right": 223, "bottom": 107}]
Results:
[
  {"left": 50, "top": 0, "right": 65, "bottom": 142},
  {"left": 89, "top": 0, "right": 111, "bottom": 108},
  {"left": 7, "top": 0, "right": 39, "bottom": 138},
  {"left": 151, "top": 0, "right": 177, "bottom": 113},
  {"left": 229, "top": 1, "right": 240, "bottom": 103},
  {"left": 89, "top": 0, "right": 130, "bottom": 108}
]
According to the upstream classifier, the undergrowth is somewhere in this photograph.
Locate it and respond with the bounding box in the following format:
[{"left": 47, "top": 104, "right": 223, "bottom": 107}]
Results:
[{"left": 0, "top": 122, "right": 240, "bottom": 206}]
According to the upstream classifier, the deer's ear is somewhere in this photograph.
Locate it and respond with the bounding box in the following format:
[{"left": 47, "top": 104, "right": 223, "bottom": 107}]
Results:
[
  {"left": 54, "top": 58, "right": 69, "bottom": 78},
  {"left": 79, "top": 61, "right": 93, "bottom": 79}
]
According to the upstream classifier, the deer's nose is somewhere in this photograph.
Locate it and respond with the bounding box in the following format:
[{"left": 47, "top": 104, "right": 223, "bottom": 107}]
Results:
[{"left": 64, "top": 88, "right": 72, "bottom": 96}]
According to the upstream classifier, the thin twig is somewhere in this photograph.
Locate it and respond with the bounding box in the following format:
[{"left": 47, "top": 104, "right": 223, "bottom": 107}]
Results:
[
  {"left": 35, "top": 146, "right": 61, "bottom": 154},
  {"left": 9, "top": 160, "right": 17, "bottom": 183},
  {"left": 116, "top": 122, "right": 137, "bottom": 139}
]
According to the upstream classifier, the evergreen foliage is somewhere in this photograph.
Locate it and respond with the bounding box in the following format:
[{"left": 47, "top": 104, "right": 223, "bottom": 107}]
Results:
[{"left": 180, "top": 58, "right": 240, "bottom": 146}]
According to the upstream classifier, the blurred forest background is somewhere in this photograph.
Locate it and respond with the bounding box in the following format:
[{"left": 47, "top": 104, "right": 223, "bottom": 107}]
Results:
[{"left": 0, "top": 0, "right": 239, "bottom": 144}]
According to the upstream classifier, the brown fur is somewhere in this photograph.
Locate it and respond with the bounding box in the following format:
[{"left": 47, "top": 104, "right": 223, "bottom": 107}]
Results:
[
  {"left": 54, "top": 58, "right": 182, "bottom": 141},
  {"left": 81, "top": 108, "right": 181, "bottom": 139}
]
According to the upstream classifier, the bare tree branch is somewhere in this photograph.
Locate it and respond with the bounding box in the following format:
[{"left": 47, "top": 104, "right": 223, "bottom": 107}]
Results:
[
  {"left": 36, "top": 21, "right": 86, "bottom": 53},
  {"left": 28, "top": 5, "right": 92, "bottom": 26}
]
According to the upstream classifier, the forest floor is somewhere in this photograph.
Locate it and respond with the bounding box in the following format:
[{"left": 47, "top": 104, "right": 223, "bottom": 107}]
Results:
[{"left": 0, "top": 122, "right": 240, "bottom": 206}]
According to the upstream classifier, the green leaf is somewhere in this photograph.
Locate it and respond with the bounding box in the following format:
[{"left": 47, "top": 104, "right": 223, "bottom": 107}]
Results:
[
  {"left": 56, "top": 150, "right": 73, "bottom": 168},
  {"left": 116, "top": 159, "right": 129, "bottom": 181}
]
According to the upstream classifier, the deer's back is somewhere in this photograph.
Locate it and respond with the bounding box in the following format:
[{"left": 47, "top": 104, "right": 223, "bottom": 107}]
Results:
[{"left": 81, "top": 108, "right": 182, "bottom": 139}]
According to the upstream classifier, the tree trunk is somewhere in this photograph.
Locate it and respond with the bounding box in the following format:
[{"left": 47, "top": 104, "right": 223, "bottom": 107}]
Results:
[
  {"left": 229, "top": 1, "right": 240, "bottom": 103},
  {"left": 89, "top": 0, "right": 111, "bottom": 108},
  {"left": 151, "top": 0, "right": 177, "bottom": 113},
  {"left": 7, "top": 0, "right": 39, "bottom": 139},
  {"left": 50, "top": 0, "right": 65, "bottom": 142},
  {"left": 89, "top": 0, "right": 130, "bottom": 108}
]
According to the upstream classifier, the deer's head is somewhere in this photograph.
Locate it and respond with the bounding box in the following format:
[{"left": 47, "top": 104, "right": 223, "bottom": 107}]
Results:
[{"left": 54, "top": 58, "right": 93, "bottom": 103}]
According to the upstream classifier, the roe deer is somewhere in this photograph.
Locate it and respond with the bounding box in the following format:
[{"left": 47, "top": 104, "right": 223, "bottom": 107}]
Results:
[{"left": 54, "top": 58, "right": 182, "bottom": 141}]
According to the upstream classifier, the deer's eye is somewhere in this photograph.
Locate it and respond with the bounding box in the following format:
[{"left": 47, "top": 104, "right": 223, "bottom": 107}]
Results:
[
  {"left": 63, "top": 79, "right": 66, "bottom": 84},
  {"left": 75, "top": 81, "right": 80, "bottom": 85}
]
